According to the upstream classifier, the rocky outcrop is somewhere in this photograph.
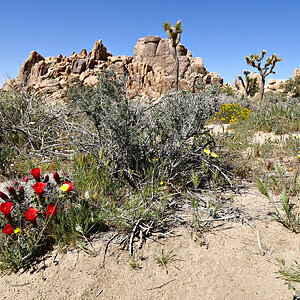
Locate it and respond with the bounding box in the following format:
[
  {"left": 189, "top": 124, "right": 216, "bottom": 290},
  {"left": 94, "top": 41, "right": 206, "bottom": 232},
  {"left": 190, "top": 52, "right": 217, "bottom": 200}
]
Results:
[
  {"left": 126, "top": 36, "right": 219, "bottom": 98},
  {"left": 265, "top": 78, "right": 286, "bottom": 92},
  {"left": 1, "top": 36, "right": 222, "bottom": 99},
  {"left": 293, "top": 67, "right": 300, "bottom": 78}
]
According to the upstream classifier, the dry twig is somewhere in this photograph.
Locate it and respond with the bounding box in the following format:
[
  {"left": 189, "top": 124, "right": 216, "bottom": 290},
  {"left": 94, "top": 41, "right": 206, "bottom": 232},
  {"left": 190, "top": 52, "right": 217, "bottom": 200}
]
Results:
[
  {"left": 101, "top": 234, "right": 118, "bottom": 268},
  {"left": 146, "top": 279, "right": 176, "bottom": 291},
  {"left": 129, "top": 219, "right": 142, "bottom": 256}
]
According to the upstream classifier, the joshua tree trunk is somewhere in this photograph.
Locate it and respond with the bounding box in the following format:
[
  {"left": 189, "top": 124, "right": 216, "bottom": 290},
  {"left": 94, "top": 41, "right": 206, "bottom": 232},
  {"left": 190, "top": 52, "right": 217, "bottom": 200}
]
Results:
[
  {"left": 173, "top": 47, "right": 179, "bottom": 91},
  {"left": 260, "top": 75, "right": 265, "bottom": 101},
  {"left": 163, "top": 20, "right": 182, "bottom": 92}
]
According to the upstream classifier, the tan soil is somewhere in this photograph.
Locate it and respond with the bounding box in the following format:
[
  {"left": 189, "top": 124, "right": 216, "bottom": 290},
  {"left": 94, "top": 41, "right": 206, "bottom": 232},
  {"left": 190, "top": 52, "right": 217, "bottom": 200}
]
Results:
[
  {"left": 252, "top": 131, "right": 291, "bottom": 145},
  {"left": 0, "top": 185, "right": 299, "bottom": 300}
]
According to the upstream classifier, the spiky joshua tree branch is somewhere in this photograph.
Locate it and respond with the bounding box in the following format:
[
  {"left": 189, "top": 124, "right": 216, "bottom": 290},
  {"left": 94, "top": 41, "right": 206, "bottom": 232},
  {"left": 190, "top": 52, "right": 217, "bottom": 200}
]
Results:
[
  {"left": 163, "top": 20, "right": 182, "bottom": 91},
  {"left": 245, "top": 50, "right": 282, "bottom": 100},
  {"left": 238, "top": 70, "right": 258, "bottom": 97}
]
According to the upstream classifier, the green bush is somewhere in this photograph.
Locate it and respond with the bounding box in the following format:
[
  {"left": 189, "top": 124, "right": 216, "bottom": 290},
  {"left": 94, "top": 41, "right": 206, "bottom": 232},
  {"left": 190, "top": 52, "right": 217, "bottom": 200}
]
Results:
[
  {"left": 0, "top": 89, "right": 68, "bottom": 173},
  {"left": 218, "top": 85, "right": 235, "bottom": 96},
  {"left": 257, "top": 164, "right": 300, "bottom": 233},
  {"left": 244, "top": 102, "right": 300, "bottom": 134},
  {"left": 69, "top": 71, "right": 228, "bottom": 189}
]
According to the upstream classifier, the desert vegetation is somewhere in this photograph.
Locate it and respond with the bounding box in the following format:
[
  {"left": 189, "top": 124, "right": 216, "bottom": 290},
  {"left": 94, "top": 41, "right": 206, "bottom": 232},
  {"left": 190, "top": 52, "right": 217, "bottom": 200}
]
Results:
[{"left": 0, "top": 60, "right": 300, "bottom": 297}]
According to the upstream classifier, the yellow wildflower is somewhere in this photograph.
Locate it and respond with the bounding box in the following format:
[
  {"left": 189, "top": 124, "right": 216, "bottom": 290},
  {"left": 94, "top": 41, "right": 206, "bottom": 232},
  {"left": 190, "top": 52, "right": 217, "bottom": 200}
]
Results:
[
  {"left": 14, "top": 228, "right": 21, "bottom": 234},
  {"left": 211, "top": 152, "right": 218, "bottom": 158},
  {"left": 60, "top": 184, "right": 69, "bottom": 192},
  {"left": 204, "top": 149, "right": 211, "bottom": 155}
]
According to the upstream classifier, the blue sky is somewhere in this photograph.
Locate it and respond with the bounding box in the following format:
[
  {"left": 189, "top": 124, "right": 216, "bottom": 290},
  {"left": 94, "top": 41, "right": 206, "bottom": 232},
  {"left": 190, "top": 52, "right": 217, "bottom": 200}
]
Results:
[{"left": 0, "top": 0, "right": 299, "bottom": 86}]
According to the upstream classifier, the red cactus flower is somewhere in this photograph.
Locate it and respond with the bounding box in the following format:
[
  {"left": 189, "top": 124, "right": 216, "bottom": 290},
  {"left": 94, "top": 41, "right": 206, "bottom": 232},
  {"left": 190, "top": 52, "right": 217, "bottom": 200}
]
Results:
[
  {"left": 31, "top": 168, "right": 41, "bottom": 182},
  {"left": 24, "top": 207, "right": 39, "bottom": 222},
  {"left": 18, "top": 186, "right": 24, "bottom": 197},
  {"left": 60, "top": 182, "right": 74, "bottom": 193},
  {"left": 0, "top": 191, "right": 9, "bottom": 201},
  {"left": 0, "top": 202, "right": 13, "bottom": 217},
  {"left": 43, "top": 175, "right": 49, "bottom": 183},
  {"left": 65, "top": 182, "right": 74, "bottom": 192},
  {"left": 22, "top": 176, "right": 29, "bottom": 183},
  {"left": 13, "top": 180, "right": 19, "bottom": 186},
  {"left": 53, "top": 172, "right": 61, "bottom": 184},
  {"left": 32, "top": 182, "right": 47, "bottom": 196},
  {"left": 7, "top": 187, "right": 17, "bottom": 198},
  {"left": 44, "top": 204, "right": 57, "bottom": 217},
  {"left": 2, "top": 224, "right": 13, "bottom": 235}
]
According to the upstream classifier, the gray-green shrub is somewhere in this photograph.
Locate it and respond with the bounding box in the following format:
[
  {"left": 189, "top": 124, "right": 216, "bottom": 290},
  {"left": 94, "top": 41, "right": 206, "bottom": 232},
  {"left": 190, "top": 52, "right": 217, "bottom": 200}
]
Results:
[{"left": 68, "top": 71, "right": 226, "bottom": 189}]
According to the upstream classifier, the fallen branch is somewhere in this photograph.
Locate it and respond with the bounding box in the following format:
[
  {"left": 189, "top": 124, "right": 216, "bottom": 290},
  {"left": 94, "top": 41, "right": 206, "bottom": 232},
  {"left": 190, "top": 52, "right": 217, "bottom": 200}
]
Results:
[
  {"left": 101, "top": 233, "right": 118, "bottom": 268},
  {"left": 256, "top": 230, "right": 266, "bottom": 256},
  {"left": 146, "top": 279, "right": 176, "bottom": 291},
  {"left": 199, "top": 215, "right": 237, "bottom": 222},
  {"left": 129, "top": 219, "right": 142, "bottom": 256},
  {"left": 10, "top": 283, "right": 29, "bottom": 287}
]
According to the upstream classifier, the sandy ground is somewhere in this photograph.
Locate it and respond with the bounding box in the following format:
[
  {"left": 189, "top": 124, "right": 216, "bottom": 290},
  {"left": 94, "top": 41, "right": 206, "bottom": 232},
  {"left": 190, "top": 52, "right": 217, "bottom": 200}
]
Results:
[{"left": 0, "top": 184, "right": 299, "bottom": 300}]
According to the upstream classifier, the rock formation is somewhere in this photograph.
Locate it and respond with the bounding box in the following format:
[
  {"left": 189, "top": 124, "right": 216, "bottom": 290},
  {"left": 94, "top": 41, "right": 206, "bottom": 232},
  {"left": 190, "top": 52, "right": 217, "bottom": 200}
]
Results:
[
  {"left": 265, "top": 78, "right": 286, "bottom": 93},
  {"left": 2, "top": 36, "right": 223, "bottom": 99},
  {"left": 293, "top": 67, "right": 300, "bottom": 78}
]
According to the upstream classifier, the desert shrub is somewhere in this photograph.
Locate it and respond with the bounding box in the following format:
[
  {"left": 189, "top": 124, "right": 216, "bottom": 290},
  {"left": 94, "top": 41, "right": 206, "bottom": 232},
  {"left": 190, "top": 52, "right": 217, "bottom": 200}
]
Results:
[
  {"left": 262, "top": 91, "right": 288, "bottom": 103},
  {"left": 282, "top": 75, "right": 300, "bottom": 98},
  {"left": 0, "top": 89, "right": 99, "bottom": 176},
  {"left": 197, "top": 67, "right": 208, "bottom": 76},
  {"left": 68, "top": 71, "right": 146, "bottom": 173},
  {"left": 277, "top": 258, "right": 300, "bottom": 290},
  {"left": 69, "top": 71, "right": 229, "bottom": 190},
  {"left": 0, "top": 90, "right": 65, "bottom": 174},
  {"left": 214, "top": 102, "right": 251, "bottom": 124},
  {"left": 256, "top": 164, "right": 300, "bottom": 233},
  {"left": 243, "top": 101, "right": 300, "bottom": 134},
  {"left": 72, "top": 152, "right": 170, "bottom": 232},
  {"left": 218, "top": 85, "right": 235, "bottom": 96}
]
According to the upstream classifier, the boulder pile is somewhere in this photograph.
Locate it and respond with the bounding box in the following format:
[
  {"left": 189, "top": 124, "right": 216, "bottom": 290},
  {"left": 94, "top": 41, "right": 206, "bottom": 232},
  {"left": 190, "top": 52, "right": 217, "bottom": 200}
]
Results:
[{"left": 2, "top": 36, "right": 223, "bottom": 99}]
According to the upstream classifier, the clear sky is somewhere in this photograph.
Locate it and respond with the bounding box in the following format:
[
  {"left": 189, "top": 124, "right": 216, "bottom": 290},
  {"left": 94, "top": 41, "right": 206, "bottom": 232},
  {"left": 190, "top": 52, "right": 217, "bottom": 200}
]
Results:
[{"left": 0, "top": 0, "right": 299, "bottom": 86}]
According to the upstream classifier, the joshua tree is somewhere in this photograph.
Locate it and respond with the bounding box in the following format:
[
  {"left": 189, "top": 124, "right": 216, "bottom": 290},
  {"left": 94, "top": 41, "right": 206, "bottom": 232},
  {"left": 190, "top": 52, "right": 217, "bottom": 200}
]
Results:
[
  {"left": 245, "top": 50, "right": 282, "bottom": 100},
  {"left": 238, "top": 70, "right": 258, "bottom": 97},
  {"left": 163, "top": 20, "right": 182, "bottom": 91}
]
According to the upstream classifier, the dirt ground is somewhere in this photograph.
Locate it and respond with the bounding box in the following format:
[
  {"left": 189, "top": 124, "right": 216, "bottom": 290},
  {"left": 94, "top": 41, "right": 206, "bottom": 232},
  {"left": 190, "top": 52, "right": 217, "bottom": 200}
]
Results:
[{"left": 0, "top": 183, "right": 299, "bottom": 300}]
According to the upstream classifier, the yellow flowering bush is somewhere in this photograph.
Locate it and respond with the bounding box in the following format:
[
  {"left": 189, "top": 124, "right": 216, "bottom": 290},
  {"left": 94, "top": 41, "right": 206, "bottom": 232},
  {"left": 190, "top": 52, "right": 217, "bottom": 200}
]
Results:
[{"left": 214, "top": 103, "right": 251, "bottom": 124}]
